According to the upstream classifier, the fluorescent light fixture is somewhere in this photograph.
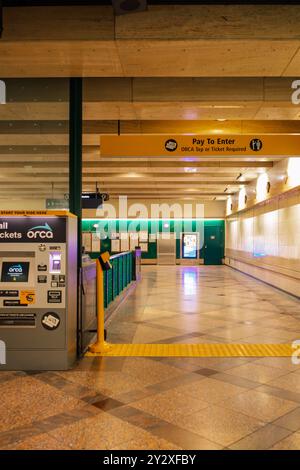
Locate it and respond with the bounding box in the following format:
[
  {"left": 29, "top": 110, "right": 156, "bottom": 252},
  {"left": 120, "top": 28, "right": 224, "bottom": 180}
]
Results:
[
  {"left": 122, "top": 172, "right": 143, "bottom": 178},
  {"left": 226, "top": 196, "right": 233, "bottom": 215},
  {"left": 184, "top": 167, "right": 197, "bottom": 173},
  {"left": 256, "top": 173, "right": 269, "bottom": 202},
  {"left": 238, "top": 187, "right": 247, "bottom": 210},
  {"left": 213, "top": 105, "right": 244, "bottom": 109},
  {"left": 287, "top": 157, "right": 300, "bottom": 187}
]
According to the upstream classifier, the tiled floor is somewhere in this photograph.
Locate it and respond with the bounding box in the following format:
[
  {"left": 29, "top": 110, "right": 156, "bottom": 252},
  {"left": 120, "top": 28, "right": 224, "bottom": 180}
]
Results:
[
  {"left": 1, "top": 265, "right": 300, "bottom": 450},
  {"left": 108, "top": 266, "right": 300, "bottom": 345}
]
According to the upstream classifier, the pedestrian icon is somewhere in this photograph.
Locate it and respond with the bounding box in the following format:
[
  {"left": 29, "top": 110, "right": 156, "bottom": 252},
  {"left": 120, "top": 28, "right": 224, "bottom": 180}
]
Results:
[{"left": 250, "top": 139, "right": 263, "bottom": 152}]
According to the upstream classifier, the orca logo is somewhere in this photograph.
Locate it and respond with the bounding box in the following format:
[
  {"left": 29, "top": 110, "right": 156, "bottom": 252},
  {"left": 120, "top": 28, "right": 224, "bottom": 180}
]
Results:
[
  {"left": 27, "top": 223, "right": 54, "bottom": 239},
  {"left": 0, "top": 340, "right": 6, "bottom": 365},
  {"left": 165, "top": 139, "right": 178, "bottom": 152},
  {"left": 9, "top": 264, "right": 23, "bottom": 274}
]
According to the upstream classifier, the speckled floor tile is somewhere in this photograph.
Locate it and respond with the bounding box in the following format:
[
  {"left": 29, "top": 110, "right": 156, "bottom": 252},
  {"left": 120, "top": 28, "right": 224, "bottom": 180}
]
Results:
[
  {"left": 0, "top": 376, "right": 84, "bottom": 433},
  {"left": 268, "top": 371, "right": 300, "bottom": 393},
  {"left": 229, "top": 424, "right": 292, "bottom": 450},
  {"left": 48, "top": 412, "right": 153, "bottom": 450},
  {"left": 270, "top": 432, "right": 300, "bottom": 450},
  {"left": 111, "top": 434, "right": 180, "bottom": 450},
  {"left": 173, "top": 405, "right": 264, "bottom": 447},
  {"left": 217, "top": 389, "right": 299, "bottom": 422},
  {"left": 252, "top": 357, "right": 300, "bottom": 371},
  {"left": 131, "top": 388, "right": 209, "bottom": 423},
  {"left": 226, "top": 363, "right": 290, "bottom": 384},
  {"left": 56, "top": 370, "right": 147, "bottom": 396},
  {"left": 174, "top": 377, "right": 246, "bottom": 404},
  {"left": 4, "top": 433, "right": 69, "bottom": 450}
]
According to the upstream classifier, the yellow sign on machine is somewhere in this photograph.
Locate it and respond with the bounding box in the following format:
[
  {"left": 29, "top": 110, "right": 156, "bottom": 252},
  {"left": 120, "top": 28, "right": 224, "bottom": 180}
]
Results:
[
  {"left": 100, "top": 134, "right": 300, "bottom": 157},
  {"left": 20, "top": 290, "right": 35, "bottom": 305},
  {"left": 0, "top": 210, "right": 75, "bottom": 217}
]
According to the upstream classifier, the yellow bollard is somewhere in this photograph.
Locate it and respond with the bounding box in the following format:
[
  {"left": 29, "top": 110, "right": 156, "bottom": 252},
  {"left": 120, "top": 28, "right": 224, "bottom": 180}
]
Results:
[{"left": 88, "top": 253, "right": 112, "bottom": 354}]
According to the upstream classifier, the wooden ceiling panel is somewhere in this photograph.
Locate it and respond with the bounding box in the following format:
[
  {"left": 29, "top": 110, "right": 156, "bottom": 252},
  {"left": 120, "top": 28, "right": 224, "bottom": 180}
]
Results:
[
  {"left": 3, "top": 6, "right": 114, "bottom": 41},
  {"left": 131, "top": 102, "right": 260, "bottom": 121},
  {"left": 0, "top": 103, "right": 68, "bottom": 120},
  {"left": 117, "top": 40, "right": 299, "bottom": 78},
  {"left": 115, "top": 6, "right": 300, "bottom": 41},
  {"left": 254, "top": 106, "right": 300, "bottom": 120},
  {"left": 0, "top": 41, "right": 123, "bottom": 78},
  {"left": 283, "top": 48, "right": 300, "bottom": 76},
  {"left": 131, "top": 78, "right": 265, "bottom": 102},
  {"left": 2, "top": 7, "right": 300, "bottom": 78}
]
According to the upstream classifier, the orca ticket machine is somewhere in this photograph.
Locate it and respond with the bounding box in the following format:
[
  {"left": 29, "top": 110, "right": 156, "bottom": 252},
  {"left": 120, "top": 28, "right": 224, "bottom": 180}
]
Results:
[{"left": 0, "top": 211, "right": 77, "bottom": 370}]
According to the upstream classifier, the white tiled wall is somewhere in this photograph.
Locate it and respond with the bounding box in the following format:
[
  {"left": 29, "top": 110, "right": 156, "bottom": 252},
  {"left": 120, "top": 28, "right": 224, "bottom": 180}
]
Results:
[
  {"left": 227, "top": 193, "right": 300, "bottom": 260},
  {"left": 226, "top": 192, "right": 300, "bottom": 296}
]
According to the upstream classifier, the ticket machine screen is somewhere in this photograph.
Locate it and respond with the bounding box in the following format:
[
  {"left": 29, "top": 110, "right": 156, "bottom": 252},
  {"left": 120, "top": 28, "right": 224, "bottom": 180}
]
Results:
[{"left": 1, "top": 261, "right": 30, "bottom": 283}]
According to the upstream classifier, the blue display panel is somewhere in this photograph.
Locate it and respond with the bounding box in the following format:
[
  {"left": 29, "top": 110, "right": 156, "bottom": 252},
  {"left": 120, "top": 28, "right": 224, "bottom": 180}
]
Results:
[
  {"left": 182, "top": 234, "right": 197, "bottom": 259},
  {"left": 1, "top": 262, "right": 30, "bottom": 283}
]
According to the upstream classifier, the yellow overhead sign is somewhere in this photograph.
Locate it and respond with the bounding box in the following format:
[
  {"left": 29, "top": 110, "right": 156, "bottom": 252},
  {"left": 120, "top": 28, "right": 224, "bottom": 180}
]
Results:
[{"left": 100, "top": 134, "right": 300, "bottom": 157}]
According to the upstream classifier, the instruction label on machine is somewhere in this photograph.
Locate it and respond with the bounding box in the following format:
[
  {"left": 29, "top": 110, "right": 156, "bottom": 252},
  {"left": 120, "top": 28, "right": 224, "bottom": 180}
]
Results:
[
  {"left": 41, "top": 312, "right": 60, "bottom": 330},
  {"left": 47, "top": 290, "right": 62, "bottom": 303},
  {"left": 20, "top": 290, "right": 36, "bottom": 305}
]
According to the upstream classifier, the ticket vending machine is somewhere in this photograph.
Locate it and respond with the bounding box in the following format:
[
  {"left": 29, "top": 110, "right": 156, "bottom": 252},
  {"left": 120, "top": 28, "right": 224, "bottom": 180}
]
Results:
[{"left": 0, "top": 211, "right": 77, "bottom": 370}]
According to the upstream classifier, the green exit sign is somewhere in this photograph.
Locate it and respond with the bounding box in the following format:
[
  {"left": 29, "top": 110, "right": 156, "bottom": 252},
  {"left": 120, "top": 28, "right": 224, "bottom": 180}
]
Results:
[{"left": 46, "top": 199, "right": 68, "bottom": 209}]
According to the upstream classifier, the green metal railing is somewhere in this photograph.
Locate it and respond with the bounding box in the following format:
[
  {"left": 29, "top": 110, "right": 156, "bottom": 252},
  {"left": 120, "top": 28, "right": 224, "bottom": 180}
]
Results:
[{"left": 103, "top": 251, "right": 134, "bottom": 309}]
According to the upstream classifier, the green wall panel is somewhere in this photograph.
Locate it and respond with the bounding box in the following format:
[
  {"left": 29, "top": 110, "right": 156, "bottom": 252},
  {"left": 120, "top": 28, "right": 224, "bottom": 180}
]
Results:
[{"left": 82, "top": 219, "right": 224, "bottom": 262}]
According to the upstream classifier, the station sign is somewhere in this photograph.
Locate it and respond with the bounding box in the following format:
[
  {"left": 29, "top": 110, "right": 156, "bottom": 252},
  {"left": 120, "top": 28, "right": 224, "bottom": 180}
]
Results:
[
  {"left": 100, "top": 134, "right": 300, "bottom": 157},
  {"left": 0, "top": 217, "right": 66, "bottom": 243}
]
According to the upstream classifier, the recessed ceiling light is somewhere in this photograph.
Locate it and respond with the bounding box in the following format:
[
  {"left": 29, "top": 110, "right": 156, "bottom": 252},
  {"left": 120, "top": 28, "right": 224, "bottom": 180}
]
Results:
[
  {"left": 216, "top": 119, "right": 227, "bottom": 122},
  {"left": 122, "top": 172, "right": 143, "bottom": 178},
  {"left": 184, "top": 167, "right": 197, "bottom": 173},
  {"left": 213, "top": 105, "right": 244, "bottom": 109}
]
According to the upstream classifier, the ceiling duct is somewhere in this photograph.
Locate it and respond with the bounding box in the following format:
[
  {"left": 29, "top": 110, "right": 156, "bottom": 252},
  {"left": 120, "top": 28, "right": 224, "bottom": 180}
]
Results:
[{"left": 111, "top": 0, "right": 147, "bottom": 16}]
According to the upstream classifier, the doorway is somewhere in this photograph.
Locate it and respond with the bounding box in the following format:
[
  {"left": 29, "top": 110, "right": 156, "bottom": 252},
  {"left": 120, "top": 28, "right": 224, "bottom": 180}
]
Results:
[{"left": 203, "top": 223, "right": 224, "bottom": 265}]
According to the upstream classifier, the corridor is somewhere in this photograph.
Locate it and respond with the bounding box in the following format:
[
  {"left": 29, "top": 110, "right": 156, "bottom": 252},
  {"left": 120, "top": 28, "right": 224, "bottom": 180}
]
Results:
[
  {"left": 109, "top": 266, "right": 300, "bottom": 345},
  {"left": 1, "top": 266, "right": 300, "bottom": 450}
]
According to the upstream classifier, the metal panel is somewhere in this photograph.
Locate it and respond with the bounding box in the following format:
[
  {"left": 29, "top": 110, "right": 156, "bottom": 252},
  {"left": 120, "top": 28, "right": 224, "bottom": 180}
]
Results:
[{"left": 157, "top": 233, "right": 176, "bottom": 265}]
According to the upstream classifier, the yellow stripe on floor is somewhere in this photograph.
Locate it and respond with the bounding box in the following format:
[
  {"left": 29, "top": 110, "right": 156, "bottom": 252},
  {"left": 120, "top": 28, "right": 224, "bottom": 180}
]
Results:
[{"left": 85, "top": 343, "right": 294, "bottom": 357}]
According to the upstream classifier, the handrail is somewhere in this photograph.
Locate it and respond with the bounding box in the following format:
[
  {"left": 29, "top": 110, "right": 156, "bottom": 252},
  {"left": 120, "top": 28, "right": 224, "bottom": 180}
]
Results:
[{"left": 110, "top": 250, "right": 132, "bottom": 261}]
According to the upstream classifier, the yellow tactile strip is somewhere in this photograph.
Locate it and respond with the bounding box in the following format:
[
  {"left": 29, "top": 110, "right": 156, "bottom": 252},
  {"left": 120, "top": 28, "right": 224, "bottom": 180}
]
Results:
[{"left": 85, "top": 343, "right": 294, "bottom": 357}]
